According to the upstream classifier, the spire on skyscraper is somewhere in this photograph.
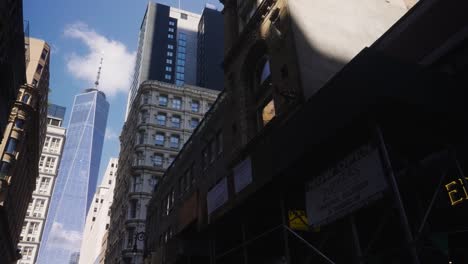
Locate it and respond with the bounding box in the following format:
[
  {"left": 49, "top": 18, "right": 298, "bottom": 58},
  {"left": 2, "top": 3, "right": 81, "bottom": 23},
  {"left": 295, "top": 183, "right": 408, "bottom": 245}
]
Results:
[{"left": 94, "top": 57, "right": 103, "bottom": 90}]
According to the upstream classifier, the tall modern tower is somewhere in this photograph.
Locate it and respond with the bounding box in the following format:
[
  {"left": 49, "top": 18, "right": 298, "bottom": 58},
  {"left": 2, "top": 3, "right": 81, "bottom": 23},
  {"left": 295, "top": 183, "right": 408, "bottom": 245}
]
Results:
[
  {"left": 37, "top": 87, "right": 109, "bottom": 264},
  {"left": 125, "top": 3, "right": 224, "bottom": 118}
]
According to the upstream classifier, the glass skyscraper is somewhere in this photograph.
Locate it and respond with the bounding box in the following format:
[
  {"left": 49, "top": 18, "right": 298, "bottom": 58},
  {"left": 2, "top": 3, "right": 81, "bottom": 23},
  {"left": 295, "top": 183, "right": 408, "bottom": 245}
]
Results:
[{"left": 37, "top": 88, "right": 109, "bottom": 264}]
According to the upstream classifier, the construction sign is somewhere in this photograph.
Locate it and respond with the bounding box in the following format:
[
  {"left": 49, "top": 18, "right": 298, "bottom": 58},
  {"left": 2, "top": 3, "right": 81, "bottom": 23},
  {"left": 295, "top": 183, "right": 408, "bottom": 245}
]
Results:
[{"left": 288, "top": 210, "right": 309, "bottom": 231}]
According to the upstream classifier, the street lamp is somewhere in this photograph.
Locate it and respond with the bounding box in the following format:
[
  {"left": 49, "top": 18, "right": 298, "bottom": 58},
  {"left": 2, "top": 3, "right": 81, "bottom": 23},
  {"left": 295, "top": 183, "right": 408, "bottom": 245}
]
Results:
[{"left": 132, "top": 231, "right": 147, "bottom": 263}]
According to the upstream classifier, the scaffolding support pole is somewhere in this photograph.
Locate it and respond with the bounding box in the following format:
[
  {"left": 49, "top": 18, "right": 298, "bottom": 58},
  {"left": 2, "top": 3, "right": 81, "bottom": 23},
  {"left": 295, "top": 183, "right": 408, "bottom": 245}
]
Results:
[{"left": 375, "top": 126, "right": 420, "bottom": 264}]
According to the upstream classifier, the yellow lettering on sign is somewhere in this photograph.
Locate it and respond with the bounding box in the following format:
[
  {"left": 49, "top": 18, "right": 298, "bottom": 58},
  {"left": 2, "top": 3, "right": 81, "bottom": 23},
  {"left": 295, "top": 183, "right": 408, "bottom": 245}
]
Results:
[
  {"left": 458, "top": 178, "right": 468, "bottom": 199},
  {"left": 445, "top": 181, "right": 464, "bottom": 206}
]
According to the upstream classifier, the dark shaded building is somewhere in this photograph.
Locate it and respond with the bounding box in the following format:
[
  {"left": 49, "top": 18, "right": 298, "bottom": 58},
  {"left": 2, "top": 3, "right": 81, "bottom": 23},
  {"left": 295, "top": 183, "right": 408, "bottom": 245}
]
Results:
[
  {"left": 197, "top": 6, "right": 224, "bottom": 91},
  {"left": 144, "top": 0, "right": 468, "bottom": 264},
  {"left": 0, "top": 0, "right": 27, "bottom": 143}
]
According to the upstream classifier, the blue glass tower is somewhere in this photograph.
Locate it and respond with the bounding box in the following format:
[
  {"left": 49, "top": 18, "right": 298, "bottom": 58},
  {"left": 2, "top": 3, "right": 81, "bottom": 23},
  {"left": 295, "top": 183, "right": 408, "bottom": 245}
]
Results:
[{"left": 37, "top": 88, "right": 109, "bottom": 264}]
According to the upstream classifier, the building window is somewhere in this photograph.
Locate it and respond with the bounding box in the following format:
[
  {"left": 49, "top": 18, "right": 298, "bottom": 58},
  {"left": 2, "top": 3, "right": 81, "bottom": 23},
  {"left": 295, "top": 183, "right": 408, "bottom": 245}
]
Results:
[
  {"left": 159, "top": 95, "right": 168, "bottom": 106},
  {"left": 171, "top": 115, "right": 181, "bottom": 128},
  {"left": 176, "top": 73, "right": 185, "bottom": 80},
  {"left": 14, "top": 119, "right": 25, "bottom": 129},
  {"left": 36, "top": 64, "right": 43, "bottom": 74},
  {"left": 141, "top": 110, "right": 149, "bottom": 123},
  {"left": 136, "top": 152, "right": 145, "bottom": 166},
  {"left": 165, "top": 74, "right": 171, "bottom": 80},
  {"left": 33, "top": 199, "right": 46, "bottom": 217},
  {"left": 129, "top": 200, "right": 137, "bottom": 218},
  {"left": 172, "top": 97, "right": 182, "bottom": 110},
  {"left": 177, "top": 53, "right": 186, "bottom": 60},
  {"left": 180, "top": 13, "right": 188, "bottom": 19},
  {"left": 167, "top": 51, "right": 173, "bottom": 57},
  {"left": 178, "top": 46, "right": 186, "bottom": 53},
  {"left": 5, "top": 138, "right": 18, "bottom": 154},
  {"left": 261, "top": 99, "right": 276, "bottom": 126},
  {"left": 168, "top": 44, "right": 174, "bottom": 50},
  {"left": 133, "top": 175, "right": 141, "bottom": 192},
  {"left": 170, "top": 135, "right": 180, "bottom": 149},
  {"left": 156, "top": 113, "right": 167, "bottom": 126},
  {"left": 21, "top": 93, "right": 30, "bottom": 104},
  {"left": 38, "top": 176, "right": 51, "bottom": 194},
  {"left": 166, "top": 59, "right": 173, "bottom": 64},
  {"left": 151, "top": 153, "right": 163, "bottom": 167},
  {"left": 168, "top": 34, "right": 174, "bottom": 39},
  {"left": 190, "top": 118, "right": 199, "bottom": 129},
  {"left": 94, "top": 207, "right": 97, "bottom": 212},
  {"left": 139, "top": 130, "right": 147, "bottom": 144},
  {"left": 127, "top": 227, "right": 135, "bottom": 248},
  {"left": 41, "top": 49, "right": 48, "bottom": 60},
  {"left": 143, "top": 92, "right": 149, "bottom": 104},
  {"left": 0, "top": 162, "right": 10, "bottom": 176},
  {"left": 176, "top": 80, "right": 184, "bottom": 86},
  {"left": 165, "top": 66, "right": 172, "bottom": 72},
  {"left": 179, "top": 33, "right": 187, "bottom": 40},
  {"left": 21, "top": 246, "right": 34, "bottom": 261},
  {"left": 191, "top": 100, "right": 199, "bottom": 112},
  {"left": 176, "top": 66, "right": 185, "bottom": 73},
  {"left": 155, "top": 132, "right": 165, "bottom": 146},
  {"left": 32, "top": 79, "right": 38, "bottom": 86},
  {"left": 169, "top": 21, "right": 175, "bottom": 26},
  {"left": 177, "top": 59, "right": 185, "bottom": 66},
  {"left": 26, "top": 221, "right": 40, "bottom": 242},
  {"left": 178, "top": 39, "right": 186, "bottom": 47},
  {"left": 168, "top": 27, "right": 174, "bottom": 33}
]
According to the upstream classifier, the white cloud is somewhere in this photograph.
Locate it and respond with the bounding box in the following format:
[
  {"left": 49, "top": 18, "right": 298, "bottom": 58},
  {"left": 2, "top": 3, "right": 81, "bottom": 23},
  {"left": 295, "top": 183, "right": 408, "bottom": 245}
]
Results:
[
  {"left": 105, "top": 127, "right": 119, "bottom": 141},
  {"left": 48, "top": 222, "right": 82, "bottom": 251},
  {"left": 64, "top": 22, "right": 135, "bottom": 97}
]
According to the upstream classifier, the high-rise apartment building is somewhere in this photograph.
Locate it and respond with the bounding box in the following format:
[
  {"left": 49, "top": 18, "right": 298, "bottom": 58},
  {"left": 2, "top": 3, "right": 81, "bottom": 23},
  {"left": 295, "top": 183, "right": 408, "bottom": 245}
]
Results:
[
  {"left": 78, "top": 158, "right": 118, "bottom": 264},
  {"left": 0, "top": 37, "right": 50, "bottom": 263},
  {"left": 37, "top": 88, "right": 109, "bottom": 264},
  {"left": 125, "top": 3, "right": 224, "bottom": 118},
  {"left": 17, "top": 104, "right": 67, "bottom": 264},
  {"left": 107, "top": 81, "right": 219, "bottom": 264},
  {"left": 0, "top": 0, "right": 27, "bottom": 139}
]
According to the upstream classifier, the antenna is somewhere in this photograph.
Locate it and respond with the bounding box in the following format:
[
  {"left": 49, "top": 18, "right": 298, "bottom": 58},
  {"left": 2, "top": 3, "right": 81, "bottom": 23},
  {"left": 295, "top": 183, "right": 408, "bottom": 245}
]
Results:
[
  {"left": 178, "top": 0, "right": 181, "bottom": 9},
  {"left": 94, "top": 57, "right": 103, "bottom": 89}
]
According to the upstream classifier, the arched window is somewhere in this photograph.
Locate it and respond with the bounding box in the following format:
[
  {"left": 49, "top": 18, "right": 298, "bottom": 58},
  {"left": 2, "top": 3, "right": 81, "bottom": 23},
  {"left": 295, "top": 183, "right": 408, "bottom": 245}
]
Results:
[
  {"left": 21, "top": 93, "right": 30, "bottom": 104},
  {"left": 254, "top": 58, "right": 275, "bottom": 126}
]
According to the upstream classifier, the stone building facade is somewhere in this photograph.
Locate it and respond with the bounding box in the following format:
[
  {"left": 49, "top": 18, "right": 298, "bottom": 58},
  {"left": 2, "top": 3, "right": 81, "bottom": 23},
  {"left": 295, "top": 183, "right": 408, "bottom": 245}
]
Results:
[
  {"left": 16, "top": 105, "right": 66, "bottom": 264},
  {"left": 107, "top": 81, "right": 219, "bottom": 264},
  {"left": 0, "top": 36, "right": 49, "bottom": 264}
]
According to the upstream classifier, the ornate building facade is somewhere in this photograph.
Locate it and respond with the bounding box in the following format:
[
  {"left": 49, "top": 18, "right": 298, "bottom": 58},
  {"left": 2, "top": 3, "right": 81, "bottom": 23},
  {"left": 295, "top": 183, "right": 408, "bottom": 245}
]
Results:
[
  {"left": 16, "top": 105, "right": 66, "bottom": 264},
  {"left": 106, "top": 81, "right": 219, "bottom": 264}
]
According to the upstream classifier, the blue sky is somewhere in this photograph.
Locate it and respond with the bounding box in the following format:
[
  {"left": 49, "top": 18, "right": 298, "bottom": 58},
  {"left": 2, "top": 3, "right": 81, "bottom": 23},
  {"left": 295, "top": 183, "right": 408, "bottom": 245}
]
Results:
[{"left": 23, "top": 0, "right": 223, "bottom": 185}]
